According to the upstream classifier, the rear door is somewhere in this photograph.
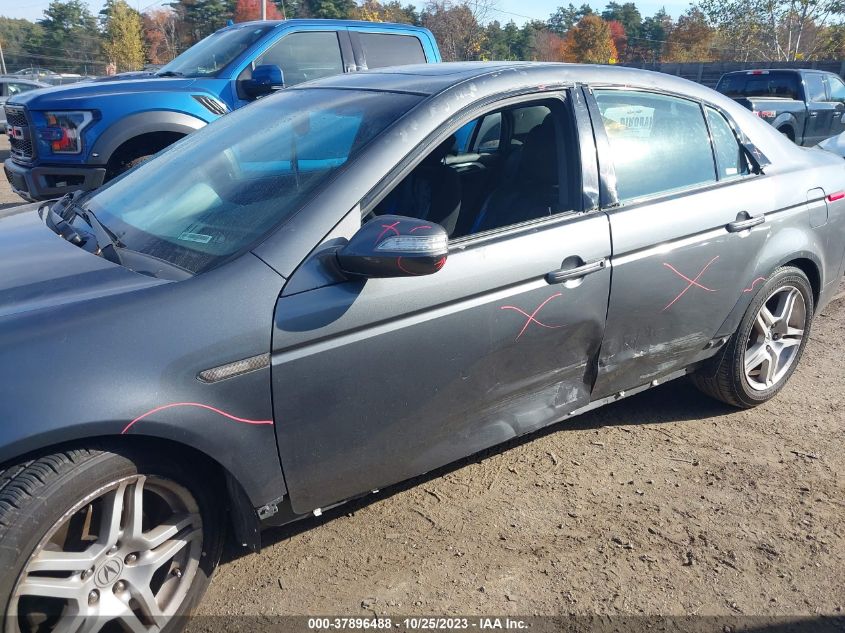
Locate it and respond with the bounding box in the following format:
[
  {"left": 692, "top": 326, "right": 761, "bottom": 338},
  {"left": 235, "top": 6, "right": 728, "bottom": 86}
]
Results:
[
  {"left": 824, "top": 74, "right": 845, "bottom": 138},
  {"left": 586, "top": 87, "right": 772, "bottom": 398},
  {"left": 803, "top": 72, "right": 835, "bottom": 145},
  {"left": 271, "top": 91, "right": 612, "bottom": 514}
]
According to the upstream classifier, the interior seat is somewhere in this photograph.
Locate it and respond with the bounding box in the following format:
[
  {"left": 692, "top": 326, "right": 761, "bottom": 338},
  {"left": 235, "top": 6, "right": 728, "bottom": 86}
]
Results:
[{"left": 470, "top": 116, "right": 560, "bottom": 233}]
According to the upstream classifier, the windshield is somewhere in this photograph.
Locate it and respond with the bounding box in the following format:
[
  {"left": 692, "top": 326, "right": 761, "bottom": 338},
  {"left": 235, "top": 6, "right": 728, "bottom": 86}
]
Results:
[
  {"left": 158, "top": 24, "right": 274, "bottom": 78},
  {"left": 85, "top": 88, "right": 423, "bottom": 274},
  {"left": 716, "top": 72, "right": 801, "bottom": 100}
]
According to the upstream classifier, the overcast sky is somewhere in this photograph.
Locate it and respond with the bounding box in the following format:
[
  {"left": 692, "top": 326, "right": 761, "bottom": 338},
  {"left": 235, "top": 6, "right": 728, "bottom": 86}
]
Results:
[{"left": 2, "top": 0, "right": 694, "bottom": 25}]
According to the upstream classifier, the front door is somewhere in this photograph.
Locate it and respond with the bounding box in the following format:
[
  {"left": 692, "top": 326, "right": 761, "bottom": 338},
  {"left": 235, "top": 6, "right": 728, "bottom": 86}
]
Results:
[
  {"left": 270, "top": 93, "right": 613, "bottom": 514},
  {"left": 587, "top": 89, "right": 772, "bottom": 398}
]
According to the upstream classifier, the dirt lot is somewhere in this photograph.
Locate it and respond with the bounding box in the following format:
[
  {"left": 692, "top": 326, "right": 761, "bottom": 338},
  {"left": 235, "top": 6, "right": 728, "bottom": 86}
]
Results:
[{"left": 1, "top": 135, "right": 843, "bottom": 620}]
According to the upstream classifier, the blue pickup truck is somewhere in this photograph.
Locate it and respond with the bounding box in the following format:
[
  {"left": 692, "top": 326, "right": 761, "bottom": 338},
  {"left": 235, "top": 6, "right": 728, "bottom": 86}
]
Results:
[{"left": 3, "top": 19, "right": 440, "bottom": 201}]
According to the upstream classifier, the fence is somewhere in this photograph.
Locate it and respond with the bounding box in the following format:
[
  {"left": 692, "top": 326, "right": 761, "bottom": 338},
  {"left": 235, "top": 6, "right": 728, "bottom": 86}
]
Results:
[{"left": 619, "top": 60, "right": 845, "bottom": 88}]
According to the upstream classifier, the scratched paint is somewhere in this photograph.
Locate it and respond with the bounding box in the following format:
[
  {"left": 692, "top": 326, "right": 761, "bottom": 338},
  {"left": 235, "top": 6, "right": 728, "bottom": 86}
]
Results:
[
  {"left": 743, "top": 276, "right": 766, "bottom": 293},
  {"left": 500, "top": 292, "right": 564, "bottom": 341},
  {"left": 662, "top": 255, "right": 720, "bottom": 311},
  {"left": 121, "top": 402, "right": 274, "bottom": 434}
]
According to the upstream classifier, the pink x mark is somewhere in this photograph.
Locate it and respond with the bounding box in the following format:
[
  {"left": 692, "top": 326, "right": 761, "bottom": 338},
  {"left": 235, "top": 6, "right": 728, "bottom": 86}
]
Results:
[
  {"left": 375, "top": 221, "right": 401, "bottom": 245},
  {"left": 662, "top": 255, "right": 719, "bottom": 311},
  {"left": 500, "top": 292, "right": 563, "bottom": 341}
]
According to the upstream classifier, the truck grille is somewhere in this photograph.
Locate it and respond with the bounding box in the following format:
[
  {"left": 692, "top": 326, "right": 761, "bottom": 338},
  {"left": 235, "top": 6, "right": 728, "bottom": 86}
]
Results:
[{"left": 4, "top": 105, "right": 35, "bottom": 163}]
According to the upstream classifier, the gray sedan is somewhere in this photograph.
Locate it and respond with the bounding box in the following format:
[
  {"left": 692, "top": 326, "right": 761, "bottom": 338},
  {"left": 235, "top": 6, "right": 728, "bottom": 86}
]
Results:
[
  {"left": 0, "top": 62, "right": 844, "bottom": 630},
  {"left": 0, "top": 78, "right": 48, "bottom": 127}
]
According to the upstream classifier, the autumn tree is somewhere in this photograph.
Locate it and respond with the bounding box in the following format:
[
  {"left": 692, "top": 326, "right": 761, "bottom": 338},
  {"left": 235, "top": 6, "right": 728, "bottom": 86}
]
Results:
[
  {"left": 352, "top": 0, "right": 419, "bottom": 24},
  {"left": 532, "top": 28, "right": 569, "bottom": 60},
  {"left": 601, "top": 1, "right": 641, "bottom": 39},
  {"left": 607, "top": 19, "right": 626, "bottom": 60},
  {"left": 100, "top": 0, "right": 145, "bottom": 71},
  {"left": 421, "top": 0, "right": 486, "bottom": 61},
  {"left": 143, "top": 9, "right": 179, "bottom": 64},
  {"left": 663, "top": 8, "right": 714, "bottom": 61},
  {"left": 233, "top": 0, "right": 285, "bottom": 21},
  {"left": 566, "top": 14, "right": 617, "bottom": 63}
]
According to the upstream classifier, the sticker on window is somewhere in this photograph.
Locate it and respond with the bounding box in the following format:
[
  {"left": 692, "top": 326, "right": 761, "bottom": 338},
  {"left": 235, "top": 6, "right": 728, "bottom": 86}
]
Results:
[
  {"left": 178, "top": 232, "right": 213, "bottom": 244},
  {"left": 602, "top": 106, "right": 655, "bottom": 138}
]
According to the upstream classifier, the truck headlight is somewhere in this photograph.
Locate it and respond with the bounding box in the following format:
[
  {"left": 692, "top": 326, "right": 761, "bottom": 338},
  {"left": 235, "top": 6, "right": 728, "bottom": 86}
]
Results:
[{"left": 38, "top": 111, "right": 94, "bottom": 154}]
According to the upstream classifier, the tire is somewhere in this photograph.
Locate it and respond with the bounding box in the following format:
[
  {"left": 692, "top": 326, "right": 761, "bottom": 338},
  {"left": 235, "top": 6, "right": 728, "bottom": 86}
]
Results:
[
  {"left": 0, "top": 446, "right": 223, "bottom": 633},
  {"left": 778, "top": 126, "right": 795, "bottom": 143},
  {"left": 106, "top": 153, "right": 153, "bottom": 181},
  {"left": 692, "top": 266, "right": 814, "bottom": 408}
]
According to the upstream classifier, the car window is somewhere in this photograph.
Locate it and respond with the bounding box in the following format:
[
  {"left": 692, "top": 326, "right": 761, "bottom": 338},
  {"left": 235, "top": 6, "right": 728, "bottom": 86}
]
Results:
[
  {"left": 6, "top": 82, "right": 38, "bottom": 97},
  {"left": 358, "top": 33, "right": 426, "bottom": 69},
  {"left": 256, "top": 31, "right": 343, "bottom": 87},
  {"left": 804, "top": 74, "right": 826, "bottom": 102},
  {"left": 372, "top": 98, "right": 578, "bottom": 239},
  {"left": 594, "top": 90, "right": 716, "bottom": 203},
  {"left": 705, "top": 107, "right": 748, "bottom": 180},
  {"left": 827, "top": 75, "right": 845, "bottom": 102},
  {"left": 716, "top": 72, "right": 801, "bottom": 100},
  {"left": 159, "top": 24, "right": 274, "bottom": 78}
]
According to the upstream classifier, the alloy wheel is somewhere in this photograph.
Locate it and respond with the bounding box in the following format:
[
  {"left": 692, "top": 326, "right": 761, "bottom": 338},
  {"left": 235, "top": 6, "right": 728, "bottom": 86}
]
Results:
[
  {"left": 8, "top": 475, "right": 203, "bottom": 633},
  {"left": 744, "top": 285, "right": 806, "bottom": 391}
]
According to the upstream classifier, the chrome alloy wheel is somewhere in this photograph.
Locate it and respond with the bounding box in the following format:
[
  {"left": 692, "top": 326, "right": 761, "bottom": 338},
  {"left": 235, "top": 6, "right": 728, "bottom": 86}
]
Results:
[
  {"left": 8, "top": 475, "right": 203, "bottom": 633},
  {"left": 744, "top": 285, "right": 806, "bottom": 391}
]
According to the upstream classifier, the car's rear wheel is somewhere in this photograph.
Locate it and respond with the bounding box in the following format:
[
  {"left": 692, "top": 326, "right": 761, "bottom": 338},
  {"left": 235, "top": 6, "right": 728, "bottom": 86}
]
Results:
[
  {"left": 0, "top": 447, "right": 223, "bottom": 633},
  {"left": 692, "top": 266, "right": 813, "bottom": 408}
]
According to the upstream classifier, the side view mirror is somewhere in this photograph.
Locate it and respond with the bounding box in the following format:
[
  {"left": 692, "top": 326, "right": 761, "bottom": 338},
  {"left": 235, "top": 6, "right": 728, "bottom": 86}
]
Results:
[
  {"left": 337, "top": 215, "right": 448, "bottom": 278},
  {"left": 244, "top": 64, "right": 284, "bottom": 99}
]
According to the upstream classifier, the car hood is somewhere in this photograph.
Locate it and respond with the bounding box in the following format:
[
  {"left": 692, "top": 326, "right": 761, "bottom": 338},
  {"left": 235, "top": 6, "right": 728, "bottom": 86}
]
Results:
[
  {"left": 0, "top": 204, "right": 167, "bottom": 319},
  {"left": 8, "top": 77, "right": 199, "bottom": 109}
]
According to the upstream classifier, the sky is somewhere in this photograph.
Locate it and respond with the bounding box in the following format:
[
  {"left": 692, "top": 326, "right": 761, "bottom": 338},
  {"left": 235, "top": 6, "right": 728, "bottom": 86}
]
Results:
[{"left": 1, "top": 0, "right": 695, "bottom": 24}]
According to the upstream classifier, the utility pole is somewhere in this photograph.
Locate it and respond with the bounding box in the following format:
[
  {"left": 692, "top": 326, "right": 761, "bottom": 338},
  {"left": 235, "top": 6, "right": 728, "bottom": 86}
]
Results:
[
  {"left": 0, "top": 40, "right": 7, "bottom": 75},
  {"left": 261, "top": 0, "right": 267, "bottom": 20}
]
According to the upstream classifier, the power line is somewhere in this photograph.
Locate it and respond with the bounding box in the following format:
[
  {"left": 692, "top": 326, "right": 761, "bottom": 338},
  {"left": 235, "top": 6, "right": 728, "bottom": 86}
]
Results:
[{"left": 3, "top": 45, "right": 108, "bottom": 65}]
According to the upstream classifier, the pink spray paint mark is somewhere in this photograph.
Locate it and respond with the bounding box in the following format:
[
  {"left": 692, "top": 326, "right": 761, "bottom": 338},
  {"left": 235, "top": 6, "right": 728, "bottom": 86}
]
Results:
[
  {"left": 662, "top": 256, "right": 720, "bottom": 312},
  {"left": 743, "top": 276, "right": 766, "bottom": 293},
  {"left": 121, "top": 402, "right": 274, "bottom": 435},
  {"left": 409, "top": 225, "right": 433, "bottom": 233},
  {"left": 374, "top": 221, "right": 401, "bottom": 245},
  {"left": 500, "top": 292, "right": 564, "bottom": 341}
]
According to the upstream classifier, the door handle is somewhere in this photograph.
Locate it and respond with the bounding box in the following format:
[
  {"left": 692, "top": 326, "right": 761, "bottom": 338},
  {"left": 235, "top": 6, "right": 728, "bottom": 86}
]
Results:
[
  {"left": 546, "top": 259, "right": 606, "bottom": 284},
  {"left": 726, "top": 215, "right": 765, "bottom": 232},
  {"left": 809, "top": 111, "right": 819, "bottom": 117}
]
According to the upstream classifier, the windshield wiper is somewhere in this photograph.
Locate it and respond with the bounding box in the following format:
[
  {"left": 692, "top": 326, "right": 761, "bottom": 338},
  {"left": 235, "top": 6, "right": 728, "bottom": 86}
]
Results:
[
  {"left": 44, "top": 192, "right": 124, "bottom": 265},
  {"left": 69, "top": 203, "right": 125, "bottom": 266}
]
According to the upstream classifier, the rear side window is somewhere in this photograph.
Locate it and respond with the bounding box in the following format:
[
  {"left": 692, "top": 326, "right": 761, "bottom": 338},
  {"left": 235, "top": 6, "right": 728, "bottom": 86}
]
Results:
[
  {"left": 358, "top": 33, "right": 426, "bottom": 69},
  {"left": 594, "top": 90, "right": 716, "bottom": 202},
  {"left": 804, "top": 74, "right": 827, "bottom": 102},
  {"left": 705, "top": 107, "right": 748, "bottom": 180},
  {"left": 256, "top": 31, "right": 343, "bottom": 87},
  {"left": 716, "top": 72, "right": 801, "bottom": 100}
]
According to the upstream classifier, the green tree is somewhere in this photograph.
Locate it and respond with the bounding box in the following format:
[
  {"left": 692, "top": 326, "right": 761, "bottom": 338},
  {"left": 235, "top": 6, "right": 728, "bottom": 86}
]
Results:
[
  {"left": 601, "top": 2, "right": 642, "bottom": 39},
  {"left": 169, "top": 0, "right": 234, "bottom": 47},
  {"left": 101, "top": 0, "right": 145, "bottom": 71},
  {"left": 567, "top": 13, "right": 617, "bottom": 63},
  {"left": 0, "top": 18, "right": 46, "bottom": 72},
  {"left": 38, "top": 0, "right": 103, "bottom": 73},
  {"left": 547, "top": 3, "right": 593, "bottom": 35}
]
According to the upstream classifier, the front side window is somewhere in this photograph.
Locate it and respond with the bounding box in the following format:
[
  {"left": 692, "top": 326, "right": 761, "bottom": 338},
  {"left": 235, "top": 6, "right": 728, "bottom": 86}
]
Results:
[
  {"left": 256, "top": 31, "right": 343, "bottom": 87},
  {"left": 827, "top": 75, "right": 845, "bottom": 102},
  {"left": 706, "top": 107, "right": 748, "bottom": 180},
  {"left": 594, "top": 89, "right": 716, "bottom": 202},
  {"left": 371, "top": 98, "right": 579, "bottom": 239},
  {"left": 85, "top": 89, "right": 422, "bottom": 273},
  {"left": 6, "top": 82, "right": 39, "bottom": 97},
  {"left": 358, "top": 33, "right": 426, "bottom": 68},
  {"left": 805, "top": 74, "right": 827, "bottom": 102},
  {"left": 158, "top": 24, "right": 274, "bottom": 77}
]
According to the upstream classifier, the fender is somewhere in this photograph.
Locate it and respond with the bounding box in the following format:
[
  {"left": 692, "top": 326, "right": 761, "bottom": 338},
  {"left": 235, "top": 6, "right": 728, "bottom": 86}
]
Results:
[
  {"left": 771, "top": 112, "right": 799, "bottom": 141},
  {"left": 90, "top": 110, "right": 208, "bottom": 166}
]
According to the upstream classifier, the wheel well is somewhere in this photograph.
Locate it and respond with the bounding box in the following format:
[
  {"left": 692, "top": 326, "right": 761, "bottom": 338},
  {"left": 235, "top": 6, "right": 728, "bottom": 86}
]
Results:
[
  {"left": 777, "top": 125, "right": 795, "bottom": 142},
  {"left": 0, "top": 434, "right": 260, "bottom": 550},
  {"left": 105, "top": 132, "right": 184, "bottom": 179},
  {"left": 784, "top": 257, "right": 820, "bottom": 307}
]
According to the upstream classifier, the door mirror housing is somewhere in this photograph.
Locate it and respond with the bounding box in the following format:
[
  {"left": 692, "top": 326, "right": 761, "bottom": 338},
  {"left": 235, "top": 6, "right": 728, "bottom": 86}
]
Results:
[
  {"left": 337, "top": 215, "right": 448, "bottom": 278},
  {"left": 244, "top": 64, "right": 284, "bottom": 99}
]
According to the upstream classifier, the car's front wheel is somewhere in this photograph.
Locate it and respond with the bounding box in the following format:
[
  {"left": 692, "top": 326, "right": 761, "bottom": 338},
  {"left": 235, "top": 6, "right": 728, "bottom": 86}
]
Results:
[
  {"left": 692, "top": 266, "right": 814, "bottom": 408},
  {"left": 0, "top": 447, "right": 223, "bottom": 633}
]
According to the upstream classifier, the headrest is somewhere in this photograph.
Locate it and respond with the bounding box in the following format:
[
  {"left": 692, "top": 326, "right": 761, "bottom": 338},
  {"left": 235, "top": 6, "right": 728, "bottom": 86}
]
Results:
[{"left": 519, "top": 116, "right": 558, "bottom": 185}]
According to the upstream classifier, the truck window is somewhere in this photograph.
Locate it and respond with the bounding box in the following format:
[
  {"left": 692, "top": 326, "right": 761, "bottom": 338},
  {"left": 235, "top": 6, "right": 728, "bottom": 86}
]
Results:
[
  {"left": 716, "top": 72, "right": 801, "bottom": 100},
  {"left": 256, "top": 31, "right": 344, "bottom": 87},
  {"left": 804, "top": 74, "right": 826, "bottom": 102},
  {"left": 159, "top": 24, "right": 274, "bottom": 78},
  {"left": 358, "top": 33, "right": 426, "bottom": 68},
  {"left": 827, "top": 75, "right": 845, "bottom": 102}
]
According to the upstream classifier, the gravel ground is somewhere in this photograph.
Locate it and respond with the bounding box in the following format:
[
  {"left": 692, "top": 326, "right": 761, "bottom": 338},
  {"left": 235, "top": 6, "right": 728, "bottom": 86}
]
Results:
[{"left": 1, "top": 134, "right": 843, "bottom": 621}]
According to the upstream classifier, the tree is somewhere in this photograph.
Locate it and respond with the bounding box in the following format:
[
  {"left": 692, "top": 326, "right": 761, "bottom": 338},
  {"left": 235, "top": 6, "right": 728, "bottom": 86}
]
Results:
[
  {"left": 698, "top": 0, "right": 845, "bottom": 61},
  {"left": 352, "top": 0, "right": 419, "bottom": 24},
  {"left": 143, "top": 9, "right": 179, "bottom": 64},
  {"left": 169, "top": 0, "right": 234, "bottom": 47},
  {"left": 302, "top": 0, "right": 354, "bottom": 18},
  {"left": 421, "top": 0, "right": 486, "bottom": 61},
  {"left": 632, "top": 7, "right": 672, "bottom": 61},
  {"left": 532, "top": 28, "right": 569, "bottom": 60},
  {"left": 547, "top": 3, "right": 593, "bottom": 35},
  {"left": 607, "top": 19, "right": 626, "bottom": 60},
  {"left": 601, "top": 1, "right": 641, "bottom": 39},
  {"left": 663, "top": 7, "right": 714, "bottom": 61},
  {"left": 566, "top": 14, "right": 617, "bottom": 63},
  {"left": 39, "top": 0, "right": 103, "bottom": 73},
  {"left": 0, "top": 18, "right": 46, "bottom": 72},
  {"left": 233, "top": 0, "right": 285, "bottom": 20},
  {"left": 101, "top": 0, "right": 145, "bottom": 72}
]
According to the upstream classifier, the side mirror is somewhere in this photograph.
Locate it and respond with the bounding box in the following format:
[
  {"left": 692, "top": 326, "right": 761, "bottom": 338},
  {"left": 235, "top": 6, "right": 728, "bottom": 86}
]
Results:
[
  {"left": 244, "top": 64, "right": 284, "bottom": 99},
  {"left": 337, "top": 215, "right": 448, "bottom": 278}
]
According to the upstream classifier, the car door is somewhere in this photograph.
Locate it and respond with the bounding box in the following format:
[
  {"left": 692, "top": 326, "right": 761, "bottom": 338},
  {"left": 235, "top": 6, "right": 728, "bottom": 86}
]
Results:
[
  {"left": 803, "top": 72, "right": 835, "bottom": 145},
  {"left": 824, "top": 74, "right": 845, "bottom": 138},
  {"left": 270, "top": 92, "right": 613, "bottom": 514},
  {"left": 586, "top": 88, "right": 772, "bottom": 399}
]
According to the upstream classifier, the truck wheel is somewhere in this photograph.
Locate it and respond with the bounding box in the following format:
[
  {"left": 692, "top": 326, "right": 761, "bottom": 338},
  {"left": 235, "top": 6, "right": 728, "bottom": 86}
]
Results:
[
  {"left": 0, "top": 447, "right": 223, "bottom": 633},
  {"left": 777, "top": 126, "right": 795, "bottom": 142},
  {"left": 692, "top": 266, "right": 813, "bottom": 408}
]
